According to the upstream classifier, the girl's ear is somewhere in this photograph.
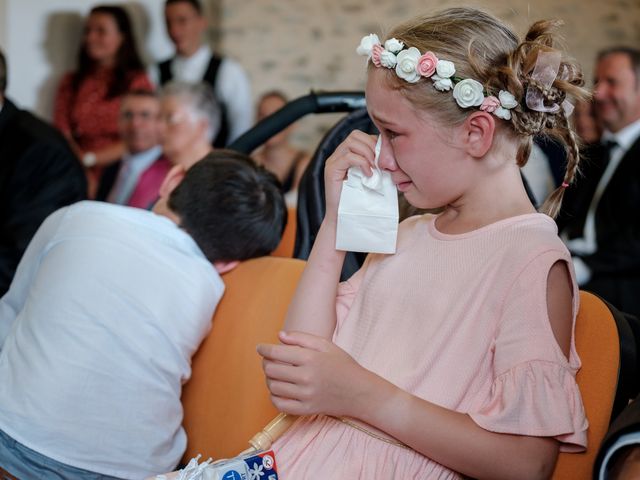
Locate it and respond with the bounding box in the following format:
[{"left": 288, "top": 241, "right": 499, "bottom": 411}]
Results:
[
  {"left": 463, "top": 111, "right": 496, "bottom": 158},
  {"left": 158, "top": 164, "right": 187, "bottom": 199}
]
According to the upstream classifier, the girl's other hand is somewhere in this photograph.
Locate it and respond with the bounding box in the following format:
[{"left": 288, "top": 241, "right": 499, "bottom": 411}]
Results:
[
  {"left": 323, "top": 132, "right": 378, "bottom": 222},
  {"left": 257, "top": 331, "right": 373, "bottom": 418}
]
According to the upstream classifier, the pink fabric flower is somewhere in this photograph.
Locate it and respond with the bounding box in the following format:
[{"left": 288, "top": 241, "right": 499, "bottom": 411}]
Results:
[
  {"left": 417, "top": 51, "right": 438, "bottom": 77},
  {"left": 480, "top": 96, "right": 501, "bottom": 113},
  {"left": 371, "top": 44, "right": 384, "bottom": 68}
]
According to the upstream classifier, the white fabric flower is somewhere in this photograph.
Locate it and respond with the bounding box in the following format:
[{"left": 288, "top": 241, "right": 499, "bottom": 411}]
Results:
[
  {"left": 435, "top": 60, "right": 456, "bottom": 79},
  {"left": 384, "top": 38, "right": 404, "bottom": 54},
  {"left": 452, "top": 79, "right": 485, "bottom": 108},
  {"left": 431, "top": 75, "right": 453, "bottom": 91},
  {"left": 494, "top": 107, "right": 512, "bottom": 120},
  {"left": 395, "top": 47, "right": 421, "bottom": 83},
  {"left": 356, "top": 34, "right": 380, "bottom": 57},
  {"left": 380, "top": 50, "right": 397, "bottom": 68},
  {"left": 498, "top": 90, "right": 518, "bottom": 109}
]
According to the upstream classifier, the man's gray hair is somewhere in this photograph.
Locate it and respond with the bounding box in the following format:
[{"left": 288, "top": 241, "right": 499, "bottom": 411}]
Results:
[{"left": 160, "top": 81, "right": 221, "bottom": 142}]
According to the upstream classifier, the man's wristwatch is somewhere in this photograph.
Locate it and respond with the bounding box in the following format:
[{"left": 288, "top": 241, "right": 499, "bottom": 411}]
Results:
[{"left": 82, "top": 152, "right": 97, "bottom": 167}]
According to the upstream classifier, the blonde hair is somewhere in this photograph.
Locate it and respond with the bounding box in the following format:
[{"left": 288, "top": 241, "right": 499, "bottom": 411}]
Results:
[{"left": 375, "top": 7, "right": 588, "bottom": 218}]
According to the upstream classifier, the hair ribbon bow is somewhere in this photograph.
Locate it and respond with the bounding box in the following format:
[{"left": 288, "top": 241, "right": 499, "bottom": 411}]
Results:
[{"left": 526, "top": 51, "right": 574, "bottom": 116}]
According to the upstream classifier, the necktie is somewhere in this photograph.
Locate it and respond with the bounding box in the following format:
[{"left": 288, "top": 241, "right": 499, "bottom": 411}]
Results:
[{"left": 600, "top": 139, "right": 618, "bottom": 170}]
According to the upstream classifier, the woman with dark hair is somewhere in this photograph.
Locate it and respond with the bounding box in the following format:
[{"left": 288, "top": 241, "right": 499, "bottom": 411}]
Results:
[
  {"left": 252, "top": 90, "right": 311, "bottom": 207},
  {"left": 54, "top": 5, "right": 152, "bottom": 197}
]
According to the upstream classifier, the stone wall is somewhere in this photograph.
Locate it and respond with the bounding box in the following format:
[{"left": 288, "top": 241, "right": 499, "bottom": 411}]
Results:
[{"left": 212, "top": 0, "right": 640, "bottom": 149}]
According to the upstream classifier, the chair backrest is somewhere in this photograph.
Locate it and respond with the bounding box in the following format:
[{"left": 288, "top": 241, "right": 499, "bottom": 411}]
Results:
[
  {"left": 271, "top": 208, "right": 297, "bottom": 258},
  {"left": 180, "top": 256, "right": 306, "bottom": 463},
  {"left": 552, "top": 291, "right": 621, "bottom": 479}
]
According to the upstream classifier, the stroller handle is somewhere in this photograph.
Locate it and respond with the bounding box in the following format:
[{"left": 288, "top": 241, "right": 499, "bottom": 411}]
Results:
[{"left": 228, "top": 91, "right": 366, "bottom": 154}]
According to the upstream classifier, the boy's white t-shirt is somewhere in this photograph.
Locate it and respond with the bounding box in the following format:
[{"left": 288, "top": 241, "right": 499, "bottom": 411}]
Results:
[{"left": 0, "top": 201, "right": 224, "bottom": 479}]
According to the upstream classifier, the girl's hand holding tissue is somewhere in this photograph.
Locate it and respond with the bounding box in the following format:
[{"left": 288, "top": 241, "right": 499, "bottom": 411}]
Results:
[
  {"left": 335, "top": 135, "right": 399, "bottom": 254},
  {"left": 323, "top": 131, "right": 378, "bottom": 222}
]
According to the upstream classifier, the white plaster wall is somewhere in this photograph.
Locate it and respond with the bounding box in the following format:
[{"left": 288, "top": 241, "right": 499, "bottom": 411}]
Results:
[
  {"left": 220, "top": 0, "right": 640, "bottom": 148},
  {"left": 1, "top": 0, "right": 639, "bottom": 150},
  {"left": 1, "top": 0, "right": 174, "bottom": 119},
  {"left": 0, "top": 0, "right": 7, "bottom": 48}
]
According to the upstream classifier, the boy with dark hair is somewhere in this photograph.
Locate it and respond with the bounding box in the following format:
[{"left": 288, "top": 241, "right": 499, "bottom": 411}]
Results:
[
  {"left": 166, "top": 150, "right": 286, "bottom": 262},
  {"left": 0, "top": 151, "right": 285, "bottom": 479}
]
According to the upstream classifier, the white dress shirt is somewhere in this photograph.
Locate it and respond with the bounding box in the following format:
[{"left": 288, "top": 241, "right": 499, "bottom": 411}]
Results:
[
  {"left": 564, "top": 119, "right": 640, "bottom": 284},
  {"left": 107, "top": 145, "right": 163, "bottom": 205},
  {"left": 522, "top": 142, "right": 556, "bottom": 206},
  {"left": 0, "top": 201, "right": 223, "bottom": 479},
  {"left": 152, "top": 45, "right": 254, "bottom": 142}
]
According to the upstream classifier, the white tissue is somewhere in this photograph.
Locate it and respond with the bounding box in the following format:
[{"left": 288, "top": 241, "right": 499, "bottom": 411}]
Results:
[
  {"left": 336, "top": 136, "right": 399, "bottom": 254},
  {"left": 345, "top": 144, "right": 382, "bottom": 190}
]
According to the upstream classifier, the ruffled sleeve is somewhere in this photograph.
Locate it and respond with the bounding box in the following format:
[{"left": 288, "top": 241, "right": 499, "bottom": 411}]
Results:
[
  {"left": 469, "top": 248, "right": 588, "bottom": 452},
  {"left": 470, "top": 361, "right": 588, "bottom": 452}
]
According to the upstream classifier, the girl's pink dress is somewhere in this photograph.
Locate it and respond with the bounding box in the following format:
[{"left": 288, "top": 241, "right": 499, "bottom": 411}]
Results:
[{"left": 273, "top": 213, "right": 588, "bottom": 479}]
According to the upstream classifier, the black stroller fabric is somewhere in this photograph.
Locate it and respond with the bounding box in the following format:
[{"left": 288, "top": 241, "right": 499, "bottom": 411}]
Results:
[{"left": 294, "top": 108, "right": 379, "bottom": 281}]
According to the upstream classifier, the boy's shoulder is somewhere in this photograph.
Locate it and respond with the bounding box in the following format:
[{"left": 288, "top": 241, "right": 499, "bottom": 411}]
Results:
[{"left": 55, "top": 201, "right": 180, "bottom": 243}]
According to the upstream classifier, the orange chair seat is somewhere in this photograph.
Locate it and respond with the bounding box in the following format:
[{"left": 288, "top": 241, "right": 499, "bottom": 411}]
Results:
[
  {"left": 271, "top": 208, "right": 296, "bottom": 258},
  {"left": 181, "top": 256, "right": 305, "bottom": 462},
  {"left": 552, "top": 291, "right": 621, "bottom": 479}
]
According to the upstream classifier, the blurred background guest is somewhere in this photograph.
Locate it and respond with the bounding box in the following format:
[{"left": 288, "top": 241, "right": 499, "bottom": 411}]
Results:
[
  {"left": 521, "top": 140, "right": 559, "bottom": 208},
  {"left": 0, "top": 49, "right": 86, "bottom": 296},
  {"left": 154, "top": 0, "right": 253, "bottom": 148},
  {"left": 252, "top": 90, "right": 310, "bottom": 207},
  {"left": 158, "top": 81, "right": 220, "bottom": 170},
  {"left": 557, "top": 47, "right": 640, "bottom": 320},
  {"left": 573, "top": 98, "right": 602, "bottom": 145},
  {"left": 96, "top": 89, "right": 170, "bottom": 209},
  {"left": 53, "top": 4, "right": 153, "bottom": 198}
]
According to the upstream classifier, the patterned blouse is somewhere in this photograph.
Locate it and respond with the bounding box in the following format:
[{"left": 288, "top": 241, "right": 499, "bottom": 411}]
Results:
[{"left": 53, "top": 67, "right": 153, "bottom": 152}]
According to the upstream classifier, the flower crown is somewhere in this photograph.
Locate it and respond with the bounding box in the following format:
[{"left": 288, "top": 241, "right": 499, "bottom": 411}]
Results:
[{"left": 357, "top": 34, "right": 518, "bottom": 121}]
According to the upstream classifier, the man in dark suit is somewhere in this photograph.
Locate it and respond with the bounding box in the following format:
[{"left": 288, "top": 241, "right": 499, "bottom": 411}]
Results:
[
  {"left": 0, "top": 50, "right": 86, "bottom": 296},
  {"left": 557, "top": 47, "right": 640, "bottom": 320}
]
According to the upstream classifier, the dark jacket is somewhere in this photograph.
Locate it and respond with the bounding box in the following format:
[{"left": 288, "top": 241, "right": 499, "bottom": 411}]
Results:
[
  {"left": 557, "top": 136, "right": 640, "bottom": 318},
  {"left": 0, "top": 98, "right": 86, "bottom": 295}
]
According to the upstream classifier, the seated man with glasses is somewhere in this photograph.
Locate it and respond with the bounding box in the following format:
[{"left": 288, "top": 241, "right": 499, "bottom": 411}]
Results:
[{"left": 97, "top": 89, "right": 171, "bottom": 209}]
